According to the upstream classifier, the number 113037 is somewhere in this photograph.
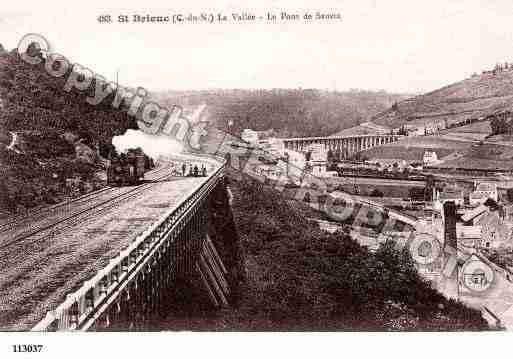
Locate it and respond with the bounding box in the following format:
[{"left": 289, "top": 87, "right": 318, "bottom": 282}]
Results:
[{"left": 12, "top": 344, "right": 43, "bottom": 353}]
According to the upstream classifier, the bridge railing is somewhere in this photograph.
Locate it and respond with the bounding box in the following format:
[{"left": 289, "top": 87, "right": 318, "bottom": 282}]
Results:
[
  {"left": 32, "top": 158, "right": 226, "bottom": 331},
  {"left": 282, "top": 134, "right": 404, "bottom": 142}
]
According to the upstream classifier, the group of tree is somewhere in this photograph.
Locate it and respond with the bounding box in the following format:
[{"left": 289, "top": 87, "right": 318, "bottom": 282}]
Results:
[
  {"left": 0, "top": 46, "right": 138, "bottom": 145},
  {"left": 157, "top": 89, "right": 409, "bottom": 138},
  {"left": 0, "top": 44, "right": 140, "bottom": 212},
  {"left": 490, "top": 112, "right": 513, "bottom": 135},
  {"left": 224, "top": 169, "right": 489, "bottom": 330}
]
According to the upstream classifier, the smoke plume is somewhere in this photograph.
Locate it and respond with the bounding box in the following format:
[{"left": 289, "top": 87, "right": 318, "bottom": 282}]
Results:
[{"left": 112, "top": 129, "right": 184, "bottom": 158}]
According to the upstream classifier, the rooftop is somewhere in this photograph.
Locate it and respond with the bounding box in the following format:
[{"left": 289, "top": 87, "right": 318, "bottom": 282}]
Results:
[
  {"left": 439, "top": 188, "right": 463, "bottom": 200},
  {"left": 475, "top": 182, "right": 497, "bottom": 193},
  {"left": 470, "top": 191, "right": 489, "bottom": 200},
  {"left": 461, "top": 204, "right": 489, "bottom": 222}
]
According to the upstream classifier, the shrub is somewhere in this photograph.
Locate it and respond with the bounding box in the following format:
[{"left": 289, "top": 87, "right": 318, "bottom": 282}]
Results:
[{"left": 226, "top": 169, "right": 488, "bottom": 330}]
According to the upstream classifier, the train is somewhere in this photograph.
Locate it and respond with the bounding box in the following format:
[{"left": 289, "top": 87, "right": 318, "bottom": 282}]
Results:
[{"left": 107, "top": 150, "right": 153, "bottom": 186}]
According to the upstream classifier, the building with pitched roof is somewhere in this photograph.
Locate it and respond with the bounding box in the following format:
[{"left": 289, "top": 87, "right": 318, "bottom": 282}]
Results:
[
  {"left": 434, "top": 187, "right": 464, "bottom": 211},
  {"left": 470, "top": 182, "right": 498, "bottom": 206}
]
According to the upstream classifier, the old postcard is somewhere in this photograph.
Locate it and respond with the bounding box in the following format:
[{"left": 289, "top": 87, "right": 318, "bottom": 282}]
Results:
[{"left": 1, "top": 0, "right": 513, "bottom": 357}]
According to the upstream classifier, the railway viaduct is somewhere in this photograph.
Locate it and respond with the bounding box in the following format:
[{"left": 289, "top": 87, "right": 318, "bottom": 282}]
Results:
[
  {"left": 30, "top": 160, "right": 231, "bottom": 331},
  {"left": 283, "top": 134, "right": 403, "bottom": 157},
  {"left": 15, "top": 146, "right": 410, "bottom": 332}
]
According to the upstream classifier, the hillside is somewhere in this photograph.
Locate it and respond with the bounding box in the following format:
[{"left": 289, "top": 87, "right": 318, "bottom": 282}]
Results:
[
  {"left": 360, "top": 136, "right": 473, "bottom": 163},
  {"left": 373, "top": 66, "right": 513, "bottom": 129},
  {"left": 0, "top": 48, "right": 137, "bottom": 145},
  {"left": 330, "top": 121, "right": 391, "bottom": 137},
  {"left": 153, "top": 89, "right": 411, "bottom": 138},
  {"left": 0, "top": 45, "right": 138, "bottom": 213},
  {"left": 157, "top": 169, "right": 489, "bottom": 331}
]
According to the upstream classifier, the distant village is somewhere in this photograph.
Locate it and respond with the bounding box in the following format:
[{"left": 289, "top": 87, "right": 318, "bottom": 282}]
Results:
[
  {"left": 239, "top": 118, "right": 473, "bottom": 179},
  {"left": 238, "top": 118, "right": 513, "bottom": 306}
]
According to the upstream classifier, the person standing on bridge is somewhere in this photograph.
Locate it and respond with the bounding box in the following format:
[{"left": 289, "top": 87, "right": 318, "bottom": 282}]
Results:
[{"left": 182, "top": 162, "right": 186, "bottom": 176}]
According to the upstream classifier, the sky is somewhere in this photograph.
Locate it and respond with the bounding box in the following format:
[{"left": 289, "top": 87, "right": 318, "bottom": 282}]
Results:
[{"left": 2, "top": 0, "right": 513, "bottom": 94}]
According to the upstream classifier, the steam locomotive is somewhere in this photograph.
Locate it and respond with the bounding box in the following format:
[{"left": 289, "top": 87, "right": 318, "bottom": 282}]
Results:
[{"left": 107, "top": 150, "right": 153, "bottom": 186}]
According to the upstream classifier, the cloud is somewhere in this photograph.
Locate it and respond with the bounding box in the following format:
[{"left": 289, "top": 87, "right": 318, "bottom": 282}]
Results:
[{"left": 112, "top": 129, "right": 184, "bottom": 158}]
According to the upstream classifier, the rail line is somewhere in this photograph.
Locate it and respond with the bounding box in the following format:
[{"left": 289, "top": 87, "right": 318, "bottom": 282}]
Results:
[
  {"left": 0, "top": 164, "right": 170, "bottom": 234},
  {"left": 31, "top": 159, "right": 226, "bottom": 331},
  {"left": 1, "top": 163, "right": 179, "bottom": 248}
]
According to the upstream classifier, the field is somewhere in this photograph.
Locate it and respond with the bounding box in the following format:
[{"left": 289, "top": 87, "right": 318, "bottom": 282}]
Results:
[
  {"left": 485, "top": 134, "right": 513, "bottom": 145},
  {"left": 445, "top": 120, "right": 492, "bottom": 134},
  {"left": 153, "top": 89, "right": 410, "bottom": 138},
  {"left": 438, "top": 120, "right": 492, "bottom": 142},
  {"left": 434, "top": 143, "right": 513, "bottom": 171},
  {"left": 360, "top": 136, "right": 472, "bottom": 162},
  {"left": 372, "top": 67, "right": 513, "bottom": 130}
]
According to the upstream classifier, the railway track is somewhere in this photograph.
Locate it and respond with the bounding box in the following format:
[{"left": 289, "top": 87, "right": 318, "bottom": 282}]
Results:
[
  {"left": 0, "top": 159, "right": 220, "bottom": 329},
  {"left": 0, "top": 163, "right": 177, "bottom": 247},
  {"left": 0, "top": 187, "right": 113, "bottom": 233},
  {"left": 0, "top": 164, "right": 170, "bottom": 234}
]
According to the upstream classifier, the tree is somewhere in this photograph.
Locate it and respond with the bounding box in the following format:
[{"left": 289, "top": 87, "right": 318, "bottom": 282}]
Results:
[{"left": 490, "top": 113, "right": 510, "bottom": 135}]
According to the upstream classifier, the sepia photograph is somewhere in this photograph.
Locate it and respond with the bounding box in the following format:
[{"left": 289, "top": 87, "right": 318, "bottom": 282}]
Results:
[{"left": 1, "top": 0, "right": 513, "bottom": 357}]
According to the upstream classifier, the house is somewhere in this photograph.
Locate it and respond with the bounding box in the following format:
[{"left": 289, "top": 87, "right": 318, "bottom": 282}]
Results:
[
  {"left": 456, "top": 223, "right": 482, "bottom": 249},
  {"left": 423, "top": 151, "right": 438, "bottom": 165},
  {"left": 461, "top": 204, "right": 489, "bottom": 224},
  {"left": 404, "top": 124, "right": 424, "bottom": 136},
  {"left": 461, "top": 203, "right": 513, "bottom": 249},
  {"left": 476, "top": 210, "right": 512, "bottom": 249},
  {"left": 470, "top": 182, "right": 498, "bottom": 206},
  {"left": 241, "top": 129, "right": 259, "bottom": 144},
  {"left": 254, "top": 164, "right": 283, "bottom": 181},
  {"left": 434, "top": 187, "right": 464, "bottom": 210}
]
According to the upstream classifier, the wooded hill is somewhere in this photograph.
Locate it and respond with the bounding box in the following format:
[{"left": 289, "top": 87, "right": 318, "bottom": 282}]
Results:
[
  {"left": 154, "top": 89, "right": 411, "bottom": 138},
  {"left": 372, "top": 64, "right": 513, "bottom": 130},
  {"left": 0, "top": 45, "right": 138, "bottom": 212},
  {"left": 157, "top": 168, "right": 490, "bottom": 331}
]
